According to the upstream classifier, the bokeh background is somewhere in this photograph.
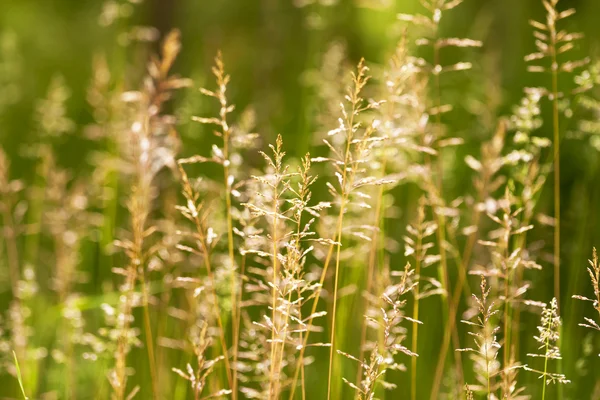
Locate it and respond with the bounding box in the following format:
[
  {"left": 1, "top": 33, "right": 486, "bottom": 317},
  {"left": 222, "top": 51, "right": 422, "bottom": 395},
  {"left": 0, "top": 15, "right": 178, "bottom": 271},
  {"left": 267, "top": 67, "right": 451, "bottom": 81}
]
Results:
[{"left": 1, "top": 0, "right": 600, "bottom": 398}]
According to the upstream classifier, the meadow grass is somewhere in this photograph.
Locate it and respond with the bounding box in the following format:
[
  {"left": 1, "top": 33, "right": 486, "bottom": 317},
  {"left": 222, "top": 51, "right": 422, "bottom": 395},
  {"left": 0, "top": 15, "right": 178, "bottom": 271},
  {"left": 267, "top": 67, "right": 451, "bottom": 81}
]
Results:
[{"left": 2, "top": 0, "right": 600, "bottom": 399}]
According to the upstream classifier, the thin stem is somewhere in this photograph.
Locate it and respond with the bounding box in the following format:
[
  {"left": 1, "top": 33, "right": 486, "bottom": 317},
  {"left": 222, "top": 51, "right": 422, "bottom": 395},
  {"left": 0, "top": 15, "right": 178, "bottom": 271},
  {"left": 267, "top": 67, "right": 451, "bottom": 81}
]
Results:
[
  {"left": 287, "top": 229, "right": 337, "bottom": 400},
  {"left": 269, "top": 172, "right": 305, "bottom": 399},
  {"left": 155, "top": 274, "right": 173, "bottom": 393},
  {"left": 551, "top": 38, "right": 561, "bottom": 308},
  {"left": 326, "top": 78, "right": 358, "bottom": 399},
  {"left": 411, "top": 226, "right": 422, "bottom": 400},
  {"left": 432, "top": 43, "right": 451, "bottom": 313},
  {"left": 502, "top": 246, "right": 512, "bottom": 396},
  {"left": 291, "top": 61, "right": 364, "bottom": 399},
  {"left": 268, "top": 196, "right": 280, "bottom": 399},
  {"left": 356, "top": 161, "right": 387, "bottom": 387},
  {"left": 301, "top": 360, "right": 306, "bottom": 400},
  {"left": 190, "top": 211, "right": 233, "bottom": 389},
  {"left": 429, "top": 40, "right": 464, "bottom": 398},
  {"left": 295, "top": 281, "right": 307, "bottom": 400},
  {"left": 550, "top": 23, "right": 562, "bottom": 399},
  {"left": 222, "top": 119, "right": 238, "bottom": 400},
  {"left": 327, "top": 199, "right": 346, "bottom": 400},
  {"left": 132, "top": 113, "right": 159, "bottom": 400},
  {"left": 434, "top": 42, "right": 444, "bottom": 189},
  {"left": 509, "top": 183, "right": 538, "bottom": 356},
  {"left": 300, "top": 300, "right": 307, "bottom": 400},
  {"left": 485, "top": 327, "right": 491, "bottom": 399},
  {"left": 432, "top": 222, "right": 476, "bottom": 387},
  {"left": 217, "top": 69, "right": 239, "bottom": 400},
  {"left": 140, "top": 274, "right": 159, "bottom": 400},
  {"left": 541, "top": 323, "right": 551, "bottom": 400},
  {"left": 274, "top": 289, "right": 294, "bottom": 398},
  {"left": 232, "top": 254, "right": 246, "bottom": 400},
  {"left": 432, "top": 49, "right": 453, "bottom": 334},
  {"left": 199, "top": 52, "right": 238, "bottom": 396},
  {"left": 431, "top": 266, "right": 468, "bottom": 400},
  {"left": 114, "top": 264, "right": 138, "bottom": 400}
]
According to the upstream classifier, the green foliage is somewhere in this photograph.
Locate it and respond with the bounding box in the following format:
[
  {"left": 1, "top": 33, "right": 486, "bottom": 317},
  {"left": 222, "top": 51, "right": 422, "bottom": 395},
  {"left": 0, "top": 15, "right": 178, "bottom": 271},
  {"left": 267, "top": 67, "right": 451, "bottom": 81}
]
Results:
[{"left": 2, "top": 0, "right": 600, "bottom": 399}]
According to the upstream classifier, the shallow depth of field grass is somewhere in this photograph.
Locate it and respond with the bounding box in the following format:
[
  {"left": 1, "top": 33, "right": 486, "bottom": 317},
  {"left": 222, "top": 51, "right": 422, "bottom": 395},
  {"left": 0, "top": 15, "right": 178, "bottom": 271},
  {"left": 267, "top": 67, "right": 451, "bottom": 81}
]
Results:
[{"left": 2, "top": 0, "right": 600, "bottom": 399}]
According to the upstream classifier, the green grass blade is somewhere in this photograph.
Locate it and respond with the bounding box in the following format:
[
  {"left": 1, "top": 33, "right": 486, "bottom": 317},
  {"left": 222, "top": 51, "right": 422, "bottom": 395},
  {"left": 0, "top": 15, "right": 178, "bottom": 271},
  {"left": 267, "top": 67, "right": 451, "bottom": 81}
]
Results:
[{"left": 13, "top": 351, "right": 28, "bottom": 400}]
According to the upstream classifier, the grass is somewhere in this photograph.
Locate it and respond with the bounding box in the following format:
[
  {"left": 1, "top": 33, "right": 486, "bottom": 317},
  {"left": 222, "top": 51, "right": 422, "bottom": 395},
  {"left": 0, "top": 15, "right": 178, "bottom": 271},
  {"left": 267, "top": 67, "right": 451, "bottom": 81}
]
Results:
[
  {"left": 2, "top": 0, "right": 600, "bottom": 399},
  {"left": 12, "top": 351, "right": 28, "bottom": 400}
]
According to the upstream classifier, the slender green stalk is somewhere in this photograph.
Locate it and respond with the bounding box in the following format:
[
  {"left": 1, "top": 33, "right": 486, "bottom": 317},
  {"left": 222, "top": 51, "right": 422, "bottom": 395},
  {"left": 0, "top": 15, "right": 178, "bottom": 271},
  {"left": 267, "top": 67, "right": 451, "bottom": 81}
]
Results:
[
  {"left": 133, "top": 114, "right": 159, "bottom": 400},
  {"left": 274, "top": 289, "right": 294, "bottom": 397},
  {"left": 289, "top": 59, "right": 368, "bottom": 399},
  {"left": 327, "top": 198, "right": 346, "bottom": 400},
  {"left": 432, "top": 43, "right": 450, "bottom": 304},
  {"left": 327, "top": 149, "right": 353, "bottom": 400},
  {"left": 509, "top": 161, "right": 541, "bottom": 357},
  {"left": 232, "top": 254, "right": 246, "bottom": 400},
  {"left": 188, "top": 188, "right": 233, "bottom": 390},
  {"left": 550, "top": 18, "right": 563, "bottom": 400},
  {"left": 13, "top": 351, "right": 28, "bottom": 400},
  {"left": 300, "top": 308, "right": 307, "bottom": 400},
  {"left": 430, "top": 249, "right": 470, "bottom": 400},
  {"left": 287, "top": 229, "right": 337, "bottom": 400},
  {"left": 194, "top": 52, "right": 240, "bottom": 395},
  {"left": 502, "top": 245, "right": 511, "bottom": 395},
  {"left": 224, "top": 167, "right": 238, "bottom": 400},
  {"left": 541, "top": 322, "right": 551, "bottom": 400},
  {"left": 140, "top": 274, "right": 159, "bottom": 400},
  {"left": 268, "top": 197, "right": 280, "bottom": 399},
  {"left": 551, "top": 39, "right": 561, "bottom": 307},
  {"left": 485, "top": 325, "right": 491, "bottom": 400},
  {"left": 326, "top": 63, "right": 363, "bottom": 398},
  {"left": 218, "top": 63, "right": 239, "bottom": 400},
  {"left": 410, "top": 224, "right": 422, "bottom": 400},
  {"left": 356, "top": 161, "right": 387, "bottom": 388},
  {"left": 114, "top": 266, "right": 137, "bottom": 400},
  {"left": 301, "top": 365, "right": 306, "bottom": 400},
  {"left": 429, "top": 41, "right": 464, "bottom": 399}
]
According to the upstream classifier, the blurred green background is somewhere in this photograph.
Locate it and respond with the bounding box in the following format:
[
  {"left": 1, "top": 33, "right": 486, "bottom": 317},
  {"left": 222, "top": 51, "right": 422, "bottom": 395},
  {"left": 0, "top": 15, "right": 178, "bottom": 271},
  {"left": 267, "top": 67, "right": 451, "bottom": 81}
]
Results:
[{"left": 2, "top": 0, "right": 600, "bottom": 398}]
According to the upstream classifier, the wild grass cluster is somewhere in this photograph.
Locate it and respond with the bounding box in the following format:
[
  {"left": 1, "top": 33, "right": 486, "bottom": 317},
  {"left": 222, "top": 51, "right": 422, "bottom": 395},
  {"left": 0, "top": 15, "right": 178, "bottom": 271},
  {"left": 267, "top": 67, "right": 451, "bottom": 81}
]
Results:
[{"left": 2, "top": 0, "right": 600, "bottom": 399}]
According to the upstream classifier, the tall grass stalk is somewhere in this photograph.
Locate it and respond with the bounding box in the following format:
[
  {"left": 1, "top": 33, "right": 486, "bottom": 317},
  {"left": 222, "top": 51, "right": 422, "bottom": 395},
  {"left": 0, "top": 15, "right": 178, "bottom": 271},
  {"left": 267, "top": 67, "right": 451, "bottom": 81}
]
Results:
[
  {"left": 197, "top": 53, "right": 239, "bottom": 398},
  {"left": 287, "top": 228, "right": 336, "bottom": 400},
  {"left": 327, "top": 202, "right": 346, "bottom": 400},
  {"left": 233, "top": 252, "right": 246, "bottom": 399},
  {"left": 266, "top": 136, "right": 284, "bottom": 400},
  {"left": 526, "top": 0, "right": 589, "bottom": 306},
  {"left": 541, "top": 330, "right": 551, "bottom": 400},
  {"left": 177, "top": 165, "right": 233, "bottom": 390},
  {"left": 504, "top": 102, "right": 548, "bottom": 358},
  {"left": 289, "top": 59, "right": 376, "bottom": 400},
  {"left": 326, "top": 59, "right": 373, "bottom": 400},
  {"left": 551, "top": 38, "right": 561, "bottom": 307},
  {"left": 355, "top": 161, "right": 386, "bottom": 391},
  {"left": 111, "top": 29, "right": 195, "bottom": 399},
  {"left": 524, "top": 298, "right": 568, "bottom": 398},
  {"left": 410, "top": 203, "right": 424, "bottom": 400},
  {"left": 124, "top": 137, "right": 159, "bottom": 399},
  {"left": 397, "top": 3, "right": 484, "bottom": 393},
  {"left": 457, "top": 276, "right": 500, "bottom": 400}
]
